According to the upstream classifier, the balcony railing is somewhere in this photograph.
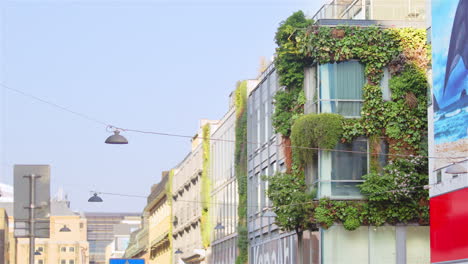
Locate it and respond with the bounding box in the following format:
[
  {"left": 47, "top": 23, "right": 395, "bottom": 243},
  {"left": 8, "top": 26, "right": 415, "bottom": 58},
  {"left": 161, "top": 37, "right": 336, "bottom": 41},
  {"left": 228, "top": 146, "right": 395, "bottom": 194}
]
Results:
[{"left": 312, "top": 3, "right": 425, "bottom": 22}]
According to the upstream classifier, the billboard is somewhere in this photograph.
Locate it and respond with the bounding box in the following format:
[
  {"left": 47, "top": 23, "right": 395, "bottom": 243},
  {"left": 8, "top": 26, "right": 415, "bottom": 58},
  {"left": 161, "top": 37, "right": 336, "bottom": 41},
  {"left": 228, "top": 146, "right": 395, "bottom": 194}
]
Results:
[
  {"left": 109, "top": 259, "right": 145, "bottom": 264},
  {"left": 431, "top": 0, "right": 468, "bottom": 168}
]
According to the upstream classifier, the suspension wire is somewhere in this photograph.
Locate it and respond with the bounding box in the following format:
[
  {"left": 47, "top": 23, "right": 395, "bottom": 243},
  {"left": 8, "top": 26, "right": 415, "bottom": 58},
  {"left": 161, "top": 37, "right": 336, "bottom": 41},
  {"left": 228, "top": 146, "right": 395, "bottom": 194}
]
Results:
[
  {"left": 2, "top": 82, "right": 465, "bottom": 160},
  {"left": 89, "top": 177, "right": 457, "bottom": 210}
]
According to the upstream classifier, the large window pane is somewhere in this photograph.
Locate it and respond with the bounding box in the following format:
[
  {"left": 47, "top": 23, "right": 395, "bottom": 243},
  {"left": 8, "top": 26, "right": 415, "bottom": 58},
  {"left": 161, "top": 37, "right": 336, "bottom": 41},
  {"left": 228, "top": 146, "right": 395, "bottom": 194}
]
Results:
[
  {"left": 319, "top": 61, "right": 366, "bottom": 117},
  {"left": 322, "top": 226, "right": 369, "bottom": 264},
  {"left": 319, "top": 138, "right": 367, "bottom": 198}
]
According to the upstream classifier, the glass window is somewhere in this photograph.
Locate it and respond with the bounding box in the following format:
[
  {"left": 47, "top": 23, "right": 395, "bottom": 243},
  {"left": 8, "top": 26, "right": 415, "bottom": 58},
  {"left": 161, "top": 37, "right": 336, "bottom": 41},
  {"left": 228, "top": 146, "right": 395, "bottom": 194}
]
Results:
[
  {"left": 61, "top": 260, "right": 66, "bottom": 264},
  {"left": 69, "top": 260, "right": 75, "bottom": 264},
  {"left": 380, "top": 68, "right": 391, "bottom": 101},
  {"left": 319, "top": 61, "right": 366, "bottom": 117},
  {"left": 69, "top": 247, "right": 74, "bottom": 252},
  {"left": 319, "top": 138, "right": 368, "bottom": 198},
  {"left": 37, "top": 247, "right": 43, "bottom": 252},
  {"left": 37, "top": 260, "right": 44, "bottom": 264},
  {"left": 61, "top": 247, "right": 67, "bottom": 252}
]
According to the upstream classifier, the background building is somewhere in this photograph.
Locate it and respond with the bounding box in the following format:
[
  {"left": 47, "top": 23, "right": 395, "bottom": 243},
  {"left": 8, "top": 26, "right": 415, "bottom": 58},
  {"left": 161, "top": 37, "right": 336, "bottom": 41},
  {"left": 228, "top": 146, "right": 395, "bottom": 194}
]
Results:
[
  {"left": 123, "top": 219, "right": 149, "bottom": 262},
  {"left": 172, "top": 120, "right": 218, "bottom": 264},
  {"left": 0, "top": 183, "right": 15, "bottom": 264},
  {"left": 313, "top": 0, "right": 426, "bottom": 22},
  {"left": 84, "top": 212, "right": 140, "bottom": 264},
  {"left": 16, "top": 195, "right": 89, "bottom": 264},
  {"left": 0, "top": 208, "right": 10, "bottom": 264},
  {"left": 247, "top": 64, "right": 308, "bottom": 263},
  {"left": 147, "top": 172, "right": 172, "bottom": 264},
  {"left": 209, "top": 88, "right": 239, "bottom": 264}
]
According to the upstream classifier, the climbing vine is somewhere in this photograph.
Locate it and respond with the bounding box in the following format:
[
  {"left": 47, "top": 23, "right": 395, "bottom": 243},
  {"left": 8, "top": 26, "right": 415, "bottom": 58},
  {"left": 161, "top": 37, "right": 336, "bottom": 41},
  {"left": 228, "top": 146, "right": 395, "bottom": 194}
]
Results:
[
  {"left": 166, "top": 169, "right": 174, "bottom": 264},
  {"left": 268, "top": 11, "right": 430, "bottom": 231},
  {"left": 201, "top": 124, "right": 212, "bottom": 249},
  {"left": 234, "top": 81, "right": 248, "bottom": 264}
]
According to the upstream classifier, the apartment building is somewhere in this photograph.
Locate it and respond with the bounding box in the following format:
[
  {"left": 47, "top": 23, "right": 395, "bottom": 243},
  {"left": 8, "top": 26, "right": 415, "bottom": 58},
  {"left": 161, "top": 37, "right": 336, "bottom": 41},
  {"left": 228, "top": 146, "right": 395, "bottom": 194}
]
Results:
[
  {"left": 172, "top": 120, "right": 218, "bottom": 264},
  {"left": 16, "top": 197, "right": 89, "bottom": 264},
  {"left": 209, "top": 90, "right": 239, "bottom": 264},
  {"left": 85, "top": 212, "right": 140, "bottom": 264},
  {"left": 147, "top": 172, "right": 172, "bottom": 264}
]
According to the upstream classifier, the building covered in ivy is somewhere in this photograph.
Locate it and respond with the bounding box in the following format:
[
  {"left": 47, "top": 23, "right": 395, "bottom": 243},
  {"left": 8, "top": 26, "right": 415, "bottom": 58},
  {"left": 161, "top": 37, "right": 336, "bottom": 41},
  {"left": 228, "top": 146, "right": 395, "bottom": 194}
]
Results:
[
  {"left": 209, "top": 80, "right": 258, "bottom": 264},
  {"left": 254, "top": 0, "right": 432, "bottom": 263},
  {"left": 171, "top": 120, "right": 218, "bottom": 264}
]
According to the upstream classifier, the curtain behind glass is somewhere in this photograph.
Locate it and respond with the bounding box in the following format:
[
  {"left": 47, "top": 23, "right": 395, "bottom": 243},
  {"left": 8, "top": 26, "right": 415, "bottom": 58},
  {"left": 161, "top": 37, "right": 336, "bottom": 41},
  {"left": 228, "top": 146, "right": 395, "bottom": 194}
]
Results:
[{"left": 319, "top": 62, "right": 365, "bottom": 116}]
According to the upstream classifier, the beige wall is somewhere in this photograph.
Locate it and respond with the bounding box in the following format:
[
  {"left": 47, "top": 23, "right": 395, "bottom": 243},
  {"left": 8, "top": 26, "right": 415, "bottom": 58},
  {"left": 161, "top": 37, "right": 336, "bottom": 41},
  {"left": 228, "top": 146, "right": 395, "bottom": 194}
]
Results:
[
  {"left": 16, "top": 215, "right": 89, "bottom": 264},
  {"left": 148, "top": 197, "right": 171, "bottom": 264},
  {"left": 0, "top": 209, "right": 9, "bottom": 264}
]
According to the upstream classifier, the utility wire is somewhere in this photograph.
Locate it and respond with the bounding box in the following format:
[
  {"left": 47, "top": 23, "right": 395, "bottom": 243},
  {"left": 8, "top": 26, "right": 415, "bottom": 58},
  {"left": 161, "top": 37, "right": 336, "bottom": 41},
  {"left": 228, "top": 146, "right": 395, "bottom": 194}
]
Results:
[
  {"left": 89, "top": 177, "right": 453, "bottom": 209},
  {"left": 2, "top": 82, "right": 466, "bottom": 160},
  {"left": 1, "top": 83, "right": 108, "bottom": 127}
]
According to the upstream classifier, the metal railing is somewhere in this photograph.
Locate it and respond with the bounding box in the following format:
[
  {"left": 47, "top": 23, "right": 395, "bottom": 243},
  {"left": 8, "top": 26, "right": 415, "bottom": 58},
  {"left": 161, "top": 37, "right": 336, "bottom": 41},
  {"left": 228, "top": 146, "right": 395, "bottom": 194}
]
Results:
[{"left": 312, "top": 3, "right": 425, "bottom": 22}]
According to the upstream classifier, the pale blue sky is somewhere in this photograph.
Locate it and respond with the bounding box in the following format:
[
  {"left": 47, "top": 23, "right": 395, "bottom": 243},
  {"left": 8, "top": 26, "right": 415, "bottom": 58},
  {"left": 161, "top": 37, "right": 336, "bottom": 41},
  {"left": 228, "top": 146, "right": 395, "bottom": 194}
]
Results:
[{"left": 0, "top": 0, "right": 327, "bottom": 212}]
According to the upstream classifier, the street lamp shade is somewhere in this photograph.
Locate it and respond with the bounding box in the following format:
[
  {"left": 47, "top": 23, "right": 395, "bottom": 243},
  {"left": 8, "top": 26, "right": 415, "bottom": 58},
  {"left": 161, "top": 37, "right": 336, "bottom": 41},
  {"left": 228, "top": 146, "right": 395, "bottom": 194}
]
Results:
[
  {"left": 446, "top": 163, "right": 467, "bottom": 174},
  {"left": 214, "top": 223, "right": 225, "bottom": 230},
  {"left": 88, "top": 193, "right": 103, "bottom": 202},
  {"left": 105, "top": 130, "right": 128, "bottom": 144},
  {"left": 175, "top": 249, "right": 183, "bottom": 254},
  {"left": 263, "top": 210, "right": 277, "bottom": 218},
  {"left": 34, "top": 251, "right": 41, "bottom": 256},
  {"left": 60, "top": 225, "right": 71, "bottom": 232}
]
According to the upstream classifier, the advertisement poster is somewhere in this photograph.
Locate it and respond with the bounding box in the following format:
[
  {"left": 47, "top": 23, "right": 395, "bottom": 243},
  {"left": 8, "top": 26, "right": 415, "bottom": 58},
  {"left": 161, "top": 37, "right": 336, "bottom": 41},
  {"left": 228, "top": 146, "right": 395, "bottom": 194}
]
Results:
[{"left": 432, "top": 0, "right": 468, "bottom": 168}]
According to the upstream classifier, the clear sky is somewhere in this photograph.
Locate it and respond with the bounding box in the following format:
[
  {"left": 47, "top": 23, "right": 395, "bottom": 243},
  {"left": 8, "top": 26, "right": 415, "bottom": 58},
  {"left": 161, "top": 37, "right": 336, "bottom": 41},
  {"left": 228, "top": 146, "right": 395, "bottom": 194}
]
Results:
[{"left": 0, "top": 0, "right": 327, "bottom": 213}]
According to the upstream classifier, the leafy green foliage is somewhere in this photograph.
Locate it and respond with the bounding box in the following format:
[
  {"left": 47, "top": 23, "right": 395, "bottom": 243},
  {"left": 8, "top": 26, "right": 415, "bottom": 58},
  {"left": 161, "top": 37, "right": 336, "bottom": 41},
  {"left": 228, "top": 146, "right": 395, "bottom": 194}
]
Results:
[
  {"left": 272, "top": 11, "right": 313, "bottom": 136},
  {"left": 269, "top": 12, "right": 430, "bottom": 232},
  {"left": 291, "top": 113, "right": 344, "bottom": 167},
  {"left": 201, "top": 124, "right": 212, "bottom": 249},
  {"left": 265, "top": 172, "right": 316, "bottom": 233},
  {"left": 234, "top": 81, "right": 249, "bottom": 264}
]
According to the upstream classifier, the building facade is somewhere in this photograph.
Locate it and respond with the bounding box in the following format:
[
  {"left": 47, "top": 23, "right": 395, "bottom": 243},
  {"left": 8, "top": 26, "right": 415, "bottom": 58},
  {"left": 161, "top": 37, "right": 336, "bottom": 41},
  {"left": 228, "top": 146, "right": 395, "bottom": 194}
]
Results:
[
  {"left": 209, "top": 91, "right": 238, "bottom": 264},
  {"left": 147, "top": 172, "right": 172, "bottom": 264},
  {"left": 247, "top": 64, "right": 311, "bottom": 264},
  {"left": 172, "top": 120, "right": 218, "bottom": 264},
  {"left": 123, "top": 221, "right": 149, "bottom": 262},
  {"left": 85, "top": 212, "right": 140, "bottom": 264},
  {"left": 0, "top": 208, "right": 10, "bottom": 264},
  {"left": 16, "top": 198, "right": 89, "bottom": 264}
]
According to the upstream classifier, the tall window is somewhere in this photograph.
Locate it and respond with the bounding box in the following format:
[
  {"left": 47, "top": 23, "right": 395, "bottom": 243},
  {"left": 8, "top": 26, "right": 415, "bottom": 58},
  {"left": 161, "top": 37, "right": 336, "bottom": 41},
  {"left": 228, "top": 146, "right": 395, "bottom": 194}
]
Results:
[
  {"left": 319, "top": 61, "right": 366, "bottom": 117},
  {"left": 318, "top": 138, "right": 368, "bottom": 198}
]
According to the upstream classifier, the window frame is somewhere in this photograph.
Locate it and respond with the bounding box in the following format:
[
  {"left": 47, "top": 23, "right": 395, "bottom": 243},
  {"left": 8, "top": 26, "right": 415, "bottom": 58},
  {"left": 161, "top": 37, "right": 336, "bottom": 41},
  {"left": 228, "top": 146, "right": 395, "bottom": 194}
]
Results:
[
  {"left": 315, "top": 137, "right": 369, "bottom": 199},
  {"left": 317, "top": 61, "right": 366, "bottom": 118}
]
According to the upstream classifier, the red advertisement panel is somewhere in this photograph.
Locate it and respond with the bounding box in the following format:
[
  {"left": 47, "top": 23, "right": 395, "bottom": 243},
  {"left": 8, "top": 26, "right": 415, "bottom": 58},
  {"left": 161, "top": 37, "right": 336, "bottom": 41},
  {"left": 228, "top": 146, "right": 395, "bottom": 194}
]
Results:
[{"left": 430, "top": 188, "right": 468, "bottom": 263}]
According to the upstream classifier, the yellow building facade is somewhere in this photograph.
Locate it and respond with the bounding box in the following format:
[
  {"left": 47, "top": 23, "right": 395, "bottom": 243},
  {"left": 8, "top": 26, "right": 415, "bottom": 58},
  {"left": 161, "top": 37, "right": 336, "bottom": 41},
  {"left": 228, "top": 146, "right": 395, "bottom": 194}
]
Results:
[
  {"left": 16, "top": 200, "right": 89, "bottom": 264},
  {"left": 147, "top": 172, "right": 172, "bottom": 264},
  {"left": 0, "top": 208, "right": 10, "bottom": 264}
]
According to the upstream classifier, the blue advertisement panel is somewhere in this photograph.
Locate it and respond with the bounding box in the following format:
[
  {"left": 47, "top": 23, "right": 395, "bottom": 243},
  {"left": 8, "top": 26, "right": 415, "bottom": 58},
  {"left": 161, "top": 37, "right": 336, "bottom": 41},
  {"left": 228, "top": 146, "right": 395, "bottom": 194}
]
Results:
[
  {"left": 432, "top": 0, "right": 468, "bottom": 167},
  {"left": 109, "top": 259, "right": 145, "bottom": 264}
]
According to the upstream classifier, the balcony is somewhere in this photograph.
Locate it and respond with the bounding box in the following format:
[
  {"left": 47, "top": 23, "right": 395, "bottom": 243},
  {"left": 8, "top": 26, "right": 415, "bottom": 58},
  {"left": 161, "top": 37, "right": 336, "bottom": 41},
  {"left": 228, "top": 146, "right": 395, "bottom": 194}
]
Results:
[{"left": 312, "top": 0, "right": 426, "bottom": 26}]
